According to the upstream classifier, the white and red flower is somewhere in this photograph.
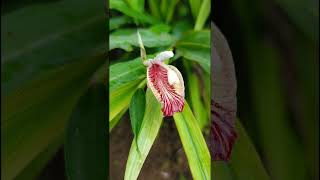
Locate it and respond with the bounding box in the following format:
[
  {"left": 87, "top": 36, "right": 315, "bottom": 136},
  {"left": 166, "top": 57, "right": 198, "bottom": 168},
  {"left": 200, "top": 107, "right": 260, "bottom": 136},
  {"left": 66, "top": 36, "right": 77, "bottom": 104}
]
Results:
[{"left": 144, "top": 51, "right": 185, "bottom": 116}]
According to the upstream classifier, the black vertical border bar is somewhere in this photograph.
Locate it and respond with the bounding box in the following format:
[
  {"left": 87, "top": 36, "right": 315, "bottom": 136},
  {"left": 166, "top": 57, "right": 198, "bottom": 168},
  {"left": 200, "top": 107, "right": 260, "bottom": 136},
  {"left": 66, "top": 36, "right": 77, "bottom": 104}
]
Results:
[{"left": 104, "top": 0, "right": 110, "bottom": 179}]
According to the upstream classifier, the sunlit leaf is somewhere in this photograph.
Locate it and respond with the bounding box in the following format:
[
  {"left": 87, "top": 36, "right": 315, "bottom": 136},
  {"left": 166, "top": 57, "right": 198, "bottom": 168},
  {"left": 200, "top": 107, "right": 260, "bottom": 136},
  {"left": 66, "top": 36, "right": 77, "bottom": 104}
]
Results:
[
  {"left": 124, "top": 89, "right": 163, "bottom": 180},
  {"left": 173, "top": 102, "right": 211, "bottom": 180}
]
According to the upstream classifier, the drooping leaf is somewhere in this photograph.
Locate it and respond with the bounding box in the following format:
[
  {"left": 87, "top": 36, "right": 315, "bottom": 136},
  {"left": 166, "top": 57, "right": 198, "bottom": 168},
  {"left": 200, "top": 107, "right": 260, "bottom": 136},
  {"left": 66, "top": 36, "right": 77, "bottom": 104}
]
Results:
[
  {"left": 65, "top": 84, "right": 107, "bottom": 180},
  {"left": 176, "top": 30, "right": 210, "bottom": 73},
  {"left": 110, "top": 0, "right": 159, "bottom": 25},
  {"left": 124, "top": 89, "right": 163, "bottom": 180},
  {"left": 194, "top": 0, "right": 210, "bottom": 30},
  {"left": 173, "top": 102, "right": 211, "bottom": 180},
  {"left": 129, "top": 88, "right": 146, "bottom": 149},
  {"left": 110, "top": 27, "right": 174, "bottom": 51}
]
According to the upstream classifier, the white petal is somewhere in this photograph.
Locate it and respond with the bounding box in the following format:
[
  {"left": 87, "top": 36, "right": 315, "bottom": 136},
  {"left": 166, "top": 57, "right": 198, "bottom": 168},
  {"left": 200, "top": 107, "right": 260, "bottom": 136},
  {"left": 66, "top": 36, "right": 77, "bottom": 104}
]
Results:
[{"left": 154, "top": 51, "right": 174, "bottom": 62}]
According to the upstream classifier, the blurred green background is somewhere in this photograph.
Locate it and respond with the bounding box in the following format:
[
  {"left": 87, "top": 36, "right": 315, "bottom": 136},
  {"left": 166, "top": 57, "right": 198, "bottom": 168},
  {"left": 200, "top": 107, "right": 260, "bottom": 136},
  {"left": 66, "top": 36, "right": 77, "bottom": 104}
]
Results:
[{"left": 213, "top": 0, "right": 318, "bottom": 180}]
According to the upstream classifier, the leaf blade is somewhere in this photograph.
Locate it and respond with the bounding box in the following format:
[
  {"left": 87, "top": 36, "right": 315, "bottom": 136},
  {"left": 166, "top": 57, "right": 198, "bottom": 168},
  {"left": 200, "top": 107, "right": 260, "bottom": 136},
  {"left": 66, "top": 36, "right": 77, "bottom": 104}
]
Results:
[
  {"left": 176, "top": 30, "right": 210, "bottom": 73},
  {"left": 124, "top": 89, "right": 163, "bottom": 180},
  {"left": 173, "top": 102, "right": 211, "bottom": 180}
]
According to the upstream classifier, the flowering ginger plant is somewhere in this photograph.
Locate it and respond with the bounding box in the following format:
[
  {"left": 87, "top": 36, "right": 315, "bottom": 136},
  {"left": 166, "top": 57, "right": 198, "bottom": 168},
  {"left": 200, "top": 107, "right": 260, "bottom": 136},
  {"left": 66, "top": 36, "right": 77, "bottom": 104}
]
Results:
[{"left": 138, "top": 31, "right": 185, "bottom": 117}]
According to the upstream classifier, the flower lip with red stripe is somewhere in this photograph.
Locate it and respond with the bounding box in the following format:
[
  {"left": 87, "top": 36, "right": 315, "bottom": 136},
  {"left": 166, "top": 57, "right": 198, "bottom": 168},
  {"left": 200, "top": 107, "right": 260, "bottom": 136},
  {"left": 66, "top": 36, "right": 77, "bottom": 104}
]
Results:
[{"left": 144, "top": 51, "right": 185, "bottom": 116}]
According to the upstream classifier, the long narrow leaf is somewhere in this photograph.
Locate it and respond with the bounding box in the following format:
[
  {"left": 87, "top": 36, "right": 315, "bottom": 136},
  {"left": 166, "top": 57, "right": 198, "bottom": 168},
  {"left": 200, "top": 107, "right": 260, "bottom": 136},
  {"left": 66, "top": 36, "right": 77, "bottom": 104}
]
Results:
[
  {"left": 110, "top": 0, "right": 159, "bottom": 25},
  {"left": 188, "top": 0, "right": 202, "bottom": 19},
  {"left": 110, "top": 27, "right": 174, "bottom": 51},
  {"left": 194, "top": 0, "right": 210, "bottom": 30},
  {"left": 124, "top": 89, "right": 163, "bottom": 180},
  {"left": 148, "top": 0, "right": 161, "bottom": 19},
  {"left": 173, "top": 102, "right": 211, "bottom": 180},
  {"left": 184, "top": 60, "right": 209, "bottom": 129},
  {"left": 125, "top": 0, "right": 145, "bottom": 13}
]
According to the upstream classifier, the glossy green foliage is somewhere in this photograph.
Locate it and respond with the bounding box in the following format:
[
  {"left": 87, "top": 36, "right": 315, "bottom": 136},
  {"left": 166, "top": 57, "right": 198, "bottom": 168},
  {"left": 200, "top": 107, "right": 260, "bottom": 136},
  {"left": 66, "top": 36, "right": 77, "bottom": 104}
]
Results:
[
  {"left": 124, "top": 89, "right": 163, "bottom": 180},
  {"left": 173, "top": 102, "right": 211, "bottom": 180},
  {"left": 176, "top": 30, "right": 210, "bottom": 73},
  {"left": 129, "top": 88, "right": 146, "bottom": 149}
]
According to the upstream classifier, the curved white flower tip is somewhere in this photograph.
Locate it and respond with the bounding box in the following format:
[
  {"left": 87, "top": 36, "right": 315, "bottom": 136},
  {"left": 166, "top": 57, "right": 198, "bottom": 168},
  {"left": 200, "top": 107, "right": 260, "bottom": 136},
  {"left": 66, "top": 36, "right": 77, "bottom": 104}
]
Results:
[
  {"left": 146, "top": 61, "right": 184, "bottom": 116},
  {"left": 154, "top": 51, "right": 174, "bottom": 62}
]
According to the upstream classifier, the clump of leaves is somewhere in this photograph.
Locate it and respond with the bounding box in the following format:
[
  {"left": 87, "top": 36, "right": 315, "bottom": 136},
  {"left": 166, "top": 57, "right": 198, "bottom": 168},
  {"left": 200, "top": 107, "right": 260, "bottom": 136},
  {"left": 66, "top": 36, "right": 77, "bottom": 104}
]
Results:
[{"left": 109, "top": 0, "right": 211, "bottom": 179}]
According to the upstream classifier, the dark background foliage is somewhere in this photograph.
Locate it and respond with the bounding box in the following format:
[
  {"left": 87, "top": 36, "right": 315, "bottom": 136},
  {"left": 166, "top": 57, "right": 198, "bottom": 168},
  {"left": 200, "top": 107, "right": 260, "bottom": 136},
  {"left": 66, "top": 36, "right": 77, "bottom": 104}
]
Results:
[{"left": 213, "top": 0, "right": 318, "bottom": 179}]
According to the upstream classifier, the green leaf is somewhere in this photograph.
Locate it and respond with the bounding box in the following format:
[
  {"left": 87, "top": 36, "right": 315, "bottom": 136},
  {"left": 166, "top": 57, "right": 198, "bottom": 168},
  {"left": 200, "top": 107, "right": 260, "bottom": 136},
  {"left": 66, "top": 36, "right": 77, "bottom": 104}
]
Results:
[
  {"left": 125, "top": 0, "right": 145, "bottom": 13},
  {"left": 184, "top": 61, "right": 209, "bottom": 129},
  {"left": 110, "top": 0, "right": 159, "bottom": 25},
  {"left": 110, "top": 16, "right": 131, "bottom": 31},
  {"left": 129, "top": 88, "right": 146, "bottom": 150},
  {"left": 148, "top": 0, "right": 161, "bottom": 19},
  {"left": 228, "top": 120, "right": 270, "bottom": 180},
  {"left": 194, "top": 0, "right": 210, "bottom": 30},
  {"left": 110, "top": 27, "right": 174, "bottom": 51},
  {"left": 109, "top": 106, "right": 128, "bottom": 132},
  {"left": 109, "top": 58, "right": 147, "bottom": 126},
  {"left": 165, "top": 0, "right": 180, "bottom": 24},
  {"left": 110, "top": 78, "right": 146, "bottom": 126},
  {"left": 173, "top": 102, "right": 211, "bottom": 180},
  {"left": 176, "top": 30, "right": 210, "bottom": 73},
  {"left": 65, "top": 84, "right": 108, "bottom": 180},
  {"left": 188, "top": 0, "right": 202, "bottom": 19},
  {"left": 109, "top": 57, "right": 146, "bottom": 91},
  {"left": 124, "top": 89, "right": 163, "bottom": 180}
]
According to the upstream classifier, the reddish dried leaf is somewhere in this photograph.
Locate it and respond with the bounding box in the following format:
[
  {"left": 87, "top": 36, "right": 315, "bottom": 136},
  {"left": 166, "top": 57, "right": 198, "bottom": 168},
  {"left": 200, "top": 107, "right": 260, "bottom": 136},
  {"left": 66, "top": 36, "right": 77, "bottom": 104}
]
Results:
[{"left": 211, "top": 22, "right": 238, "bottom": 161}]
